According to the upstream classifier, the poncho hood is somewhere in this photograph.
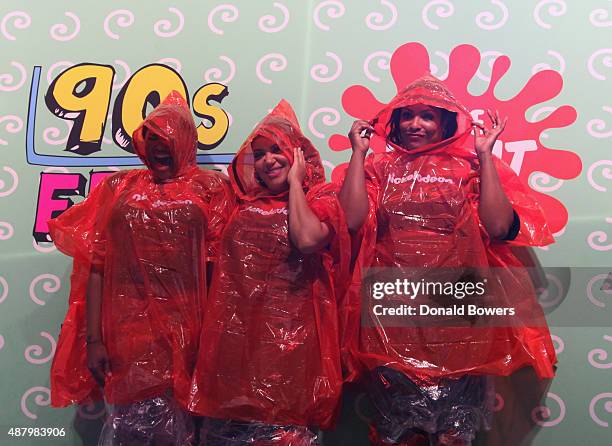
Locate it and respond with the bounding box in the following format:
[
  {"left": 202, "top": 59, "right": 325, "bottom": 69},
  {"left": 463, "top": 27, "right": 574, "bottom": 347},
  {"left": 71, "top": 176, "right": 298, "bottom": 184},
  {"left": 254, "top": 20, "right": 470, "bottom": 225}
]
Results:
[
  {"left": 132, "top": 90, "right": 198, "bottom": 180},
  {"left": 229, "top": 99, "right": 325, "bottom": 201},
  {"left": 371, "top": 73, "right": 474, "bottom": 156}
]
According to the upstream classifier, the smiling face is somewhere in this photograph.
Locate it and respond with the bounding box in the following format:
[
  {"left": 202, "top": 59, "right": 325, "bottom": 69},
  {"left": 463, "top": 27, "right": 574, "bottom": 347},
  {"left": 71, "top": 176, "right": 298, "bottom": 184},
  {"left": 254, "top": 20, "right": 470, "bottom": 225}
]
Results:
[
  {"left": 144, "top": 128, "right": 176, "bottom": 182},
  {"left": 251, "top": 135, "right": 290, "bottom": 194},
  {"left": 395, "top": 104, "right": 444, "bottom": 150}
]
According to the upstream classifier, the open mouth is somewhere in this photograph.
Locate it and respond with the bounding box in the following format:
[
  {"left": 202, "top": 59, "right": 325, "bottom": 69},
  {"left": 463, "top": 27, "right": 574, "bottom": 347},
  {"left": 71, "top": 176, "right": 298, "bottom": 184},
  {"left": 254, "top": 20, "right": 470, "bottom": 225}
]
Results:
[
  {"left": 148, "top": 147, "right": 174, "bottom": 170},
  {"left": 152, "top": 153, "right": 172, "bottom": 167}
]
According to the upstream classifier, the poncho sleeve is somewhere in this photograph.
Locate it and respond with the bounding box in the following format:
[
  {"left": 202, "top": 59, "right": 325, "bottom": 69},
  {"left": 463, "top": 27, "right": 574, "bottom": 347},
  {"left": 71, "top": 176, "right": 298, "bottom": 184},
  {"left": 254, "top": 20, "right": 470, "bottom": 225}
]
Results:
[
  {"left": 332, "top": 154, "right": 381, "bottom": 383},
  {"left": 465, "top": 158, "right": 557, "bottom": 379},
  {"left": 468, "top": 157, "right": 554, "bottom": 247},
  {"left": 48, "top": 172, "right": 126, "bottom": 265},
  {"left": 306, "top": 182, "right": 350, "bottom": 278},
  {"left": 195, "top": 170, "right": 235, "bottom": 262},
  {"left": 48, "top": 171, "right": 129, "bottom": 407}
]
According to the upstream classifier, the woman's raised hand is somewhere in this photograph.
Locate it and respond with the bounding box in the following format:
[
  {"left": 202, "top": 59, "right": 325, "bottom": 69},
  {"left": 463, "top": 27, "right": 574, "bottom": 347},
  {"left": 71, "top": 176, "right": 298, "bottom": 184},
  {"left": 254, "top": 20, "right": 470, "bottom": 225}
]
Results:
[
  {"left": 472, "top": 109, "right": 507, "bottom": 156},
  {"left": 288, "top": 147, "right": 306, "bottom": 186},
  {"left": 348, "top": 120, "right": 374, "bottom": 156}
]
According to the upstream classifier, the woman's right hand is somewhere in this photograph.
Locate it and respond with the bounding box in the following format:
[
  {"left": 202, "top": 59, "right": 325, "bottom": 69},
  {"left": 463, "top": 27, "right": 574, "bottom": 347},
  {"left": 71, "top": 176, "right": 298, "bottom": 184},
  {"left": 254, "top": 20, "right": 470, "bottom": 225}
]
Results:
[
  {"left": 348, "top": 120, "right": 374, "bottom": 156},
  {"left": 87, "top": 342, "right": 110, "bottom": 387}
]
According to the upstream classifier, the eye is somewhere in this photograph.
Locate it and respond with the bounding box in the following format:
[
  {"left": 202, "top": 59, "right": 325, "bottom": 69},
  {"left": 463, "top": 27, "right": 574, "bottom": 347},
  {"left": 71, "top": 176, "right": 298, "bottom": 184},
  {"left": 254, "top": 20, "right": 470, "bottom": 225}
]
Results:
[
  {"left": 253, "top": 150, "right": 264, "bottom": 160},
  {"left": 422, "top": 112, "right": 435, "bottom": 121},
  {"left": 400, "top": 110, "right": 414, "bottom": 121},
  {"left": 272, "top": 145, "right": 282, "bottom": 154}
]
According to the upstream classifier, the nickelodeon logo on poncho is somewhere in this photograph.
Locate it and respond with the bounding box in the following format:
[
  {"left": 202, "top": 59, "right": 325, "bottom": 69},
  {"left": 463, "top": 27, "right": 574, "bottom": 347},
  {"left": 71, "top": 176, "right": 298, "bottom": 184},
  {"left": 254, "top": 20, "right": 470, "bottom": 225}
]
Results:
[{"left": 388, "top": 172, "right": 454, "bottom": 185}]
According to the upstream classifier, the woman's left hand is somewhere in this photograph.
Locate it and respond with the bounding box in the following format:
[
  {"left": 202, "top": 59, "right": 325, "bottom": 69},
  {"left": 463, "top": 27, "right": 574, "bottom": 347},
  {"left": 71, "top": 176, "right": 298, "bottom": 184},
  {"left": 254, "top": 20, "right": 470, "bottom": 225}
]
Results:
[
  {"left": 287, "top": 147, "right": 306, "bottom": 186},
  {"left": 473, "top": 109, "right": 507, "bottom": 156}
]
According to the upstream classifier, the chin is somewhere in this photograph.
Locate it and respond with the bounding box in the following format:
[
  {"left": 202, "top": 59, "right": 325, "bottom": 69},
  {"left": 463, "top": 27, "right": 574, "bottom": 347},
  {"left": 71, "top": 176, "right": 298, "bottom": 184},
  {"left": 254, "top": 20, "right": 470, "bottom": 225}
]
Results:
[{"left": 265, "top": 179, "right": 289, "bottom": 193}]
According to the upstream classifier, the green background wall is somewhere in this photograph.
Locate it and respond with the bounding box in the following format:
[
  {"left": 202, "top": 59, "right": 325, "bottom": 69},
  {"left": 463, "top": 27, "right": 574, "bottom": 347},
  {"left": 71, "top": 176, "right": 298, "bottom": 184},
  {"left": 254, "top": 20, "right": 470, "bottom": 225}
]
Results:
[{"left": 0, "top": 1, "right": 610, "bottom": 444}]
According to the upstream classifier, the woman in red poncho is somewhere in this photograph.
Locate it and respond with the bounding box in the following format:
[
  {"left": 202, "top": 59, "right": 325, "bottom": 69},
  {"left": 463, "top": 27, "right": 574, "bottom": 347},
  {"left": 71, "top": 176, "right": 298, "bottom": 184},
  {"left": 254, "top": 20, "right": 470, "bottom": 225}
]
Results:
[
  {"left": 338, "top": 74, "right": 557, "bottom": 445},
  {"left": 188, "top": 99, "right": 349, "bottom": 445},
  {"left": 48, "top": 91, "right": 232, "bottom": 445}
]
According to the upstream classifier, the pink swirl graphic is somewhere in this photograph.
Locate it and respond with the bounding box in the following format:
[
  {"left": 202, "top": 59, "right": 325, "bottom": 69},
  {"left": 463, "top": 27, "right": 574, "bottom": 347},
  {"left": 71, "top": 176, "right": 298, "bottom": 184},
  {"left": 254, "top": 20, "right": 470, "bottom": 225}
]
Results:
[
  {"left": 475, "top": 0, "right": 509, "bottom": 30},
  {"left": 313, "top": 0, "right": 345, "bottom": 31},
  {"left": 255, "top": 53, "right": 287, "bottom": 84},
  {"left": 422, "top": 0, "right": 454, "bottom": 30},
  {"left": 20, "top": 386, "right": 51, "bottom": 420},
  {"left": 46, "top": 61, "right": 74, "bottom": 85},
  {"left": 112, "top": 59, "right": 131, "bottom": 90},
  {"left": 587, "top": 272, "right": 612, "bottom": 307},
  {"left": 322, "top": 159, "right": 337, "bottom": 172},
  {"left": 590, "top": 8, "right": 612, "bottom": 27},
  {"left": 0, "top": 166, "right": 18, "bottom": 197},
  {"left": 1, "top": 11, "right": 31, "bottom": 40},
  {"left": 0, "top": 115, "right": 23, "bottom": 145},
  {"left": 533, "top": 0, "right": 567, "bottom": 29},
  {"left": 43, "top": 120, "right": 73, "bottom": 145},
  {"left": 0, "top": 276, "right": 7, "bottom": 304},
  {"left": 49, "top": 12, "right": 80, "bottom": 41},
  {"left": 529, "top": 172, "right": 564, "bottom": 192},
  {"left": 541, "top": 229, "right": 566, "bottom": 246},
  {"left": 475, "top": 51, "right": 505, "bottom": 82},
  {"left": 0, "top": 61, "right": 26, "bottom": 91},
  {"left": 258, "top": 2, "right": 290, "bottom": 33},
  {"left": 308, "top": 107, "right": 341, "bottom": 139},
  {"left": 204, "top": 56, "right": 236, "bottom": 84},
  {"left": 430, "top": 50, "right": 449, "bottom": 79},
  {"left": 366, "top": 0, "right": 398, "bottom": 31},
  {"left": 0, "top": 334, "right": 4, "bottom": 350},
  {"left": 24, "top": 332, "right": 57, "bottom": 365},
  {"left": 530, "top": 105, "right": 558, "bottom": 139},
  {"left": 103, "top": 9, "right": 134, "bottom": 39},
  {"left": 157, "top": 58, "right": 182, "bottom": 73},
  {"left": 532, "top": 50, "right": 566, "bottom": 75},
  {"left": 154, "top": 7, "right": 184, "bottom": 38},
  {"left": 32, "top": 239, "right": 57, "bottom": 254},
  {"left": 551, "top": 334, "right": 565, "bottom": 354},
  {"left": 587, "top": 106, "right": 612, "bottom": 139},
  {"left": 363, "top": 51, "right": 391, "bottom": 83},
  {"left": 589, "top": 392, "right": 612, "bottom": 427},
  {"left": 587, "top": 159, "right": 612, "bottom": 191},
  {"left": 587, "top": 335, "right": 612, "bottom": 369},
  {"left": 43, "top": 167, "right": 70, "bottom": 174},
  {"left": 310, "top": 51, "right": 342, "bottom": 83},
  {"left": 537, "top": 273, "right": 565, "bottom": 308},
  {"left": 208, "top": 4, "right": 239, "bottom": 35},
  {"left": 29, "top": 274, "right": 61, "bottom": 306},
  {"left": 531, "top": 392, "right": 566, "bottom": 427},
  {"left": 587, "top": 49, "right": 612, "bottom": 80},
  {"left": 587, "top": 218, "right": 612, "bottom": 252}
]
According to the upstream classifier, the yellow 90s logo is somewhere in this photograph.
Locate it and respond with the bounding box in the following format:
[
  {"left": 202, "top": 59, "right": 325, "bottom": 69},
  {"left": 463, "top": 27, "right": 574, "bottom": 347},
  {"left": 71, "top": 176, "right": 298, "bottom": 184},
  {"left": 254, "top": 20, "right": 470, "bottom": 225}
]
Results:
[{"left": 42, "top": 63, "right": 229, "bottom": 156}]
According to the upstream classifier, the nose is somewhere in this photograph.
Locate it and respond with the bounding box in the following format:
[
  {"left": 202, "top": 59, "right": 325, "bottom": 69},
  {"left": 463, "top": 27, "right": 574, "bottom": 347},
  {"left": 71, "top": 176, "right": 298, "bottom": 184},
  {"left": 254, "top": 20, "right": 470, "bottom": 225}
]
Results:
[
  {"left": 406, "top": 116, "right": 423, "bottom": 130},
  {"left": 264, "top": 152, "right": 275, "bottom": 165}
]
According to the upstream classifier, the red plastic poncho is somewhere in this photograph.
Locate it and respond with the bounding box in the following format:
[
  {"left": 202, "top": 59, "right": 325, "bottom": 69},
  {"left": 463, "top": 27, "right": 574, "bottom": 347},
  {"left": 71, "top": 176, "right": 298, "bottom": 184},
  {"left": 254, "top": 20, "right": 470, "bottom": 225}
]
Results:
[
  {"left": 346, "top": 74, "right": 557, "bottom": 385},
  {"left": 188, "top": 100, "right": 349, "bottom": 429},
  {"left": 49, "top": 91, "right": 233, "bottom": 406}
]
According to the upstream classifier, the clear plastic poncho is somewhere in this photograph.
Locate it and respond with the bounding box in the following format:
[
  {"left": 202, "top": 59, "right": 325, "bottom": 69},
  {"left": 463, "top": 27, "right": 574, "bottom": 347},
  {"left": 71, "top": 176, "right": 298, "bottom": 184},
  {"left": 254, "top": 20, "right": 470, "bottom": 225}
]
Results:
[
  {"left": 49, "top": 91, "right": 232, "bottom": 407},
  {"left": 188, "top": 100, "right": 349, "bottom": 431},
  {"left": 343, "top": 74, "right": 557, "bottom": 386}
]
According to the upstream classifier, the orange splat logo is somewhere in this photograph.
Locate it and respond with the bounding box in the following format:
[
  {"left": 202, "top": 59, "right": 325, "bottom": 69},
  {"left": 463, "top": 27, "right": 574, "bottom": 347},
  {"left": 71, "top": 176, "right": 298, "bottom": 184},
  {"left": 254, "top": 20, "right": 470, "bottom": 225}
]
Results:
[{"left": 329, "top": 42, "right": 582, "bottom": 233}]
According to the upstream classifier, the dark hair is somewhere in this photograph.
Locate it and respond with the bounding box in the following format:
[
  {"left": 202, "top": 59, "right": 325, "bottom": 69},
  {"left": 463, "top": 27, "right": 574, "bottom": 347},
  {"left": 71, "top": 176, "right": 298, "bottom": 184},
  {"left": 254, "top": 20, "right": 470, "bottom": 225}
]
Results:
[{"left": 387, "top": 106, "right": 458, "bottom": 146}]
